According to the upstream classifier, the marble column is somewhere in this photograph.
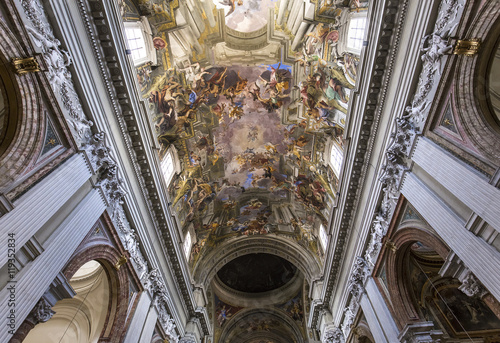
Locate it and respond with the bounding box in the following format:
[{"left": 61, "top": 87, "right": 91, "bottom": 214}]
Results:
[
  {"left": 401, "top": 172, "right": 500, "bottom": 302},
  {"left": 360, "top": 277, "right": 400, "bottom": 343},
  {"left": 0, "top": 153, "right": 91, "bottom": 267},
  {"left": 124, "top": 292, "right": 152, "bottom": 343},
  {"left": 412, "top": 136, "right": 500, "bottom": 232},
  {"left": 0, "top": 188, "right": 106, "bottom": 342}
]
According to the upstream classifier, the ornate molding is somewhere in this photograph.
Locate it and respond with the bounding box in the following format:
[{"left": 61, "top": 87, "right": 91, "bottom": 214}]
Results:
[
  {"left": 406, "top": 0, "right": 465, "bottom": 131},
  {"left": 318, "top": 0, "right": 467, "bottom": 338},
  {"left": 26, "top": 297, "right": 55, "bottom": 325},
  {"left": 348, "top": 257, "right": 369, "bottom": 299},
  {"left": 21, "top": 0, "right": 93, "bottom": 146},
  {"left": 178, "top": 333, "right": 197, "bottom": 343},
  {"left": 313, "top": 0, "right": 410, "bottom": 329},
  {"left": 20, "top": 0, "right": 181, "bottom": 340},
  {"left": 76, "top": 0, "right": 210, "bottom": 335},
  {"left": 363, "top": 0, "right": 466, "bottom": 270},
  {"left": 341, "top": 300, "right": 359, "bottom": 339}
]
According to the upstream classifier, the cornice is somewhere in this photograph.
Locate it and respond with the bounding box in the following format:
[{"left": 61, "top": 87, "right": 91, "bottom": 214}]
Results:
[
  {"left": 310, "top": 0, "right": 409, "bottom": 329},
  {"left": 74, "top": 0, "right": 211, "bottom": 337},
  {"left": 321, "top": 0, "right": 468, "bottom": 339}
]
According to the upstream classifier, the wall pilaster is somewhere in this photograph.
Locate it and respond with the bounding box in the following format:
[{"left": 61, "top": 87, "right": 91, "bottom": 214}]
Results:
[{"left": 401, "top": 172, "right": 500, "bottom": 302}]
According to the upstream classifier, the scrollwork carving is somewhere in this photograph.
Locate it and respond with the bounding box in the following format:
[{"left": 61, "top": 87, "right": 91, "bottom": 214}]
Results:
[
  {"left": 27, "top": 297, "right": 55, "bottom": 325},
  {"left": 459, "top": 270, "right": 487, "bottom": 298},
  {"left": 348, "top": 257, "right": 369, "bottom": 299},
  {"left": 178, "top": 333, "right": 196, "bottom": 343},
  {"left": 323, "top": 327, "right": 345, "bottom": 343}
]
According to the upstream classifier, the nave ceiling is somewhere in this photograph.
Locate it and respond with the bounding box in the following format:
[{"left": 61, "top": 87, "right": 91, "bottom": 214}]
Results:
[{"left": 118, "top": 0, "right": 368, "bottom": 340}]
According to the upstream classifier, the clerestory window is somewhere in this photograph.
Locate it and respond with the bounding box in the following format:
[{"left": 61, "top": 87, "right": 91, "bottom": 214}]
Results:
[
  {"left": 347, "top": 17, "right": 367, "bottom": 53},
  {"left": 329, "top": 142, "right": 343, "bottom": 176}
]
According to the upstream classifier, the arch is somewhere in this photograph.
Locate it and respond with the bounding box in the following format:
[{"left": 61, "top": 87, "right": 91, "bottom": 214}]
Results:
[
  {"left": 192, "top": 235, "right": 322, "bottom": 290},
  {"left": 352, "top": 320, "right": 375, "bottom": 343},
  {"left": 453, "top": 1, "right": 500, "bottom": 164},
  {"left": 24, "top": 261, "right": 110, "bottom": 343},
  {"left": 385, "top": 226, "right": 450, "bottom": 329},
  {"left": 61, "top": 244, "right": 130, "bottom": 343},
  {"left": 0, "top": 20, "right": 45, "bottom": 191},
  {"left": 218, "top": 307, "right": 304, "bottom": 343}
]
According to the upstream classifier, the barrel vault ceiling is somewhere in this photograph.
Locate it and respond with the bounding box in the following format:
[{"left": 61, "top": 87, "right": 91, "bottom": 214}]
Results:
[{"left": 118, "top": 0, "right": 368, "bottom": 341}]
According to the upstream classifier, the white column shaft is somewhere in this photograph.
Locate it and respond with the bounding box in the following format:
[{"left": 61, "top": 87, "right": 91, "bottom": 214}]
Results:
[
  {"left": 139, "top": 305, "right": 159, "bottom": 343},
  {"left": 401, "top": 172, "right": 500, "bottom": 301},
  {"left": 412, "top": 136, "right": 500, "bottom": 232},
  {"left": 0, "top": 153, "right": 91, "bottom": 267},
  {"left": 0, "top": 188, "right": 106, "bottom": 342},
  {"left": 360, "top": 277, "right": 400, "bottom": 343},
  {"left": 124, "top": 292, "right": 152, "bottom": 343}
]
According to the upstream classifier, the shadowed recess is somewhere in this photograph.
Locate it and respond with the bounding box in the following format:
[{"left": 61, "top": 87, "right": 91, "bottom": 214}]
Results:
[{"left": 217, "top": 253, "right": 297, "bottom": 293}]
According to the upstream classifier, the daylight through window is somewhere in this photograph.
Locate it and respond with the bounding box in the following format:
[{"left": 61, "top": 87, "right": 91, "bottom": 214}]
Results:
[{"left": 347, "top": 17, "right": 367, "bottom": 52}]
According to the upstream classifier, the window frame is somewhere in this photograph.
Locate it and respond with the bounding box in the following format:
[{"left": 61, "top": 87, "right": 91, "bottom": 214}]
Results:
[
  {"left": 160, "top": 149, "right": 176, "bottom": 187},
  {"left": 183, "top": 231, "right": 192, "bottom": 260},
  {"left": 329, "top": 141, "right": 343, "bottom": 176},
  {"left": 123, "top": 17, "right": 157, "bottom": 66},
  {"left": 346, "top": 16, "right": 367, "bottom": 54}
]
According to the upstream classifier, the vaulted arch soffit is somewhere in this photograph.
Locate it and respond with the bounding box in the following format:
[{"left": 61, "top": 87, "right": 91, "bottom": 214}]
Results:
[
  {"left": 192, "top": 235, "right": 322, "bottom": 288},
  {"left": 452, "top": 1, "right": 500, "bottom": 165}
]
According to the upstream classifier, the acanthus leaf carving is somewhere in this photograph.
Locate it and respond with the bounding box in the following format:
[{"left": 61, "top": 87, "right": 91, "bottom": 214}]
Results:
[
  {"left": 323, "top": 326, "right": 345, "bottom": 343},
  {"left": 458, "top": 270, "right": 488, "bottom": 298},
  {"left": 27, "top": 297, "right": 55, "bottom": 325}
]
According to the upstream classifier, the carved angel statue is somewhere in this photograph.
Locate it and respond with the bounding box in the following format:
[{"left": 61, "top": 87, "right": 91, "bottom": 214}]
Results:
[{"left": 420, "top": 31, "right": 453, "bottom": 76}]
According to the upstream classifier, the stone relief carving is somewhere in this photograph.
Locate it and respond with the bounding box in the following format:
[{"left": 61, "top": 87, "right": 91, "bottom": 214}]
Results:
[
  {"left": 21, "top": 1, "right": 180, "bottom": 340},
  {"left": 341, "top": 300, "right": 359, "bottom": 338},
  {"left": 407, "top": 0, "right": 464, "bottom": 130},
  {"left": 348, "top": 257, "right": 369, "bottom": 299},
  {"left": 21, "top": 0, "right": 93, "bottom": 146},
  {"left": 27, "top": 297, "right": 56, "bottom": 325},
  {"left": 458, "top": 270, "right": 487, "bottom": 298},
  {"left": 178, "top": 333, "right": 197, "bottom": 343},
  {"left": 323, "top": 326, "right": 345, "bottom": 343}
]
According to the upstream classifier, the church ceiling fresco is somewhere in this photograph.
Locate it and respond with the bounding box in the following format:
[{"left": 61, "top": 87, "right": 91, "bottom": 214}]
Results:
[{"left": 122, "top": 0, "right": 368, "bottom": 273}]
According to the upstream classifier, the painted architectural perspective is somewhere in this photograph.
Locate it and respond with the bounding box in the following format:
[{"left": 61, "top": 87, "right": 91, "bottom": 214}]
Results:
[{"left": 1, "top": 0, "right": 500, "bottom": 342}]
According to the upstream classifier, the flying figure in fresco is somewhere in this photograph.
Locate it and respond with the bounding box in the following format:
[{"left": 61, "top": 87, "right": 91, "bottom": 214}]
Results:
[
  {"left": 219, "top": 0, "right": 243, "bottom": 17},
  {"left": 249, "top": 84, "right": 288, "bottom": 112}
]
